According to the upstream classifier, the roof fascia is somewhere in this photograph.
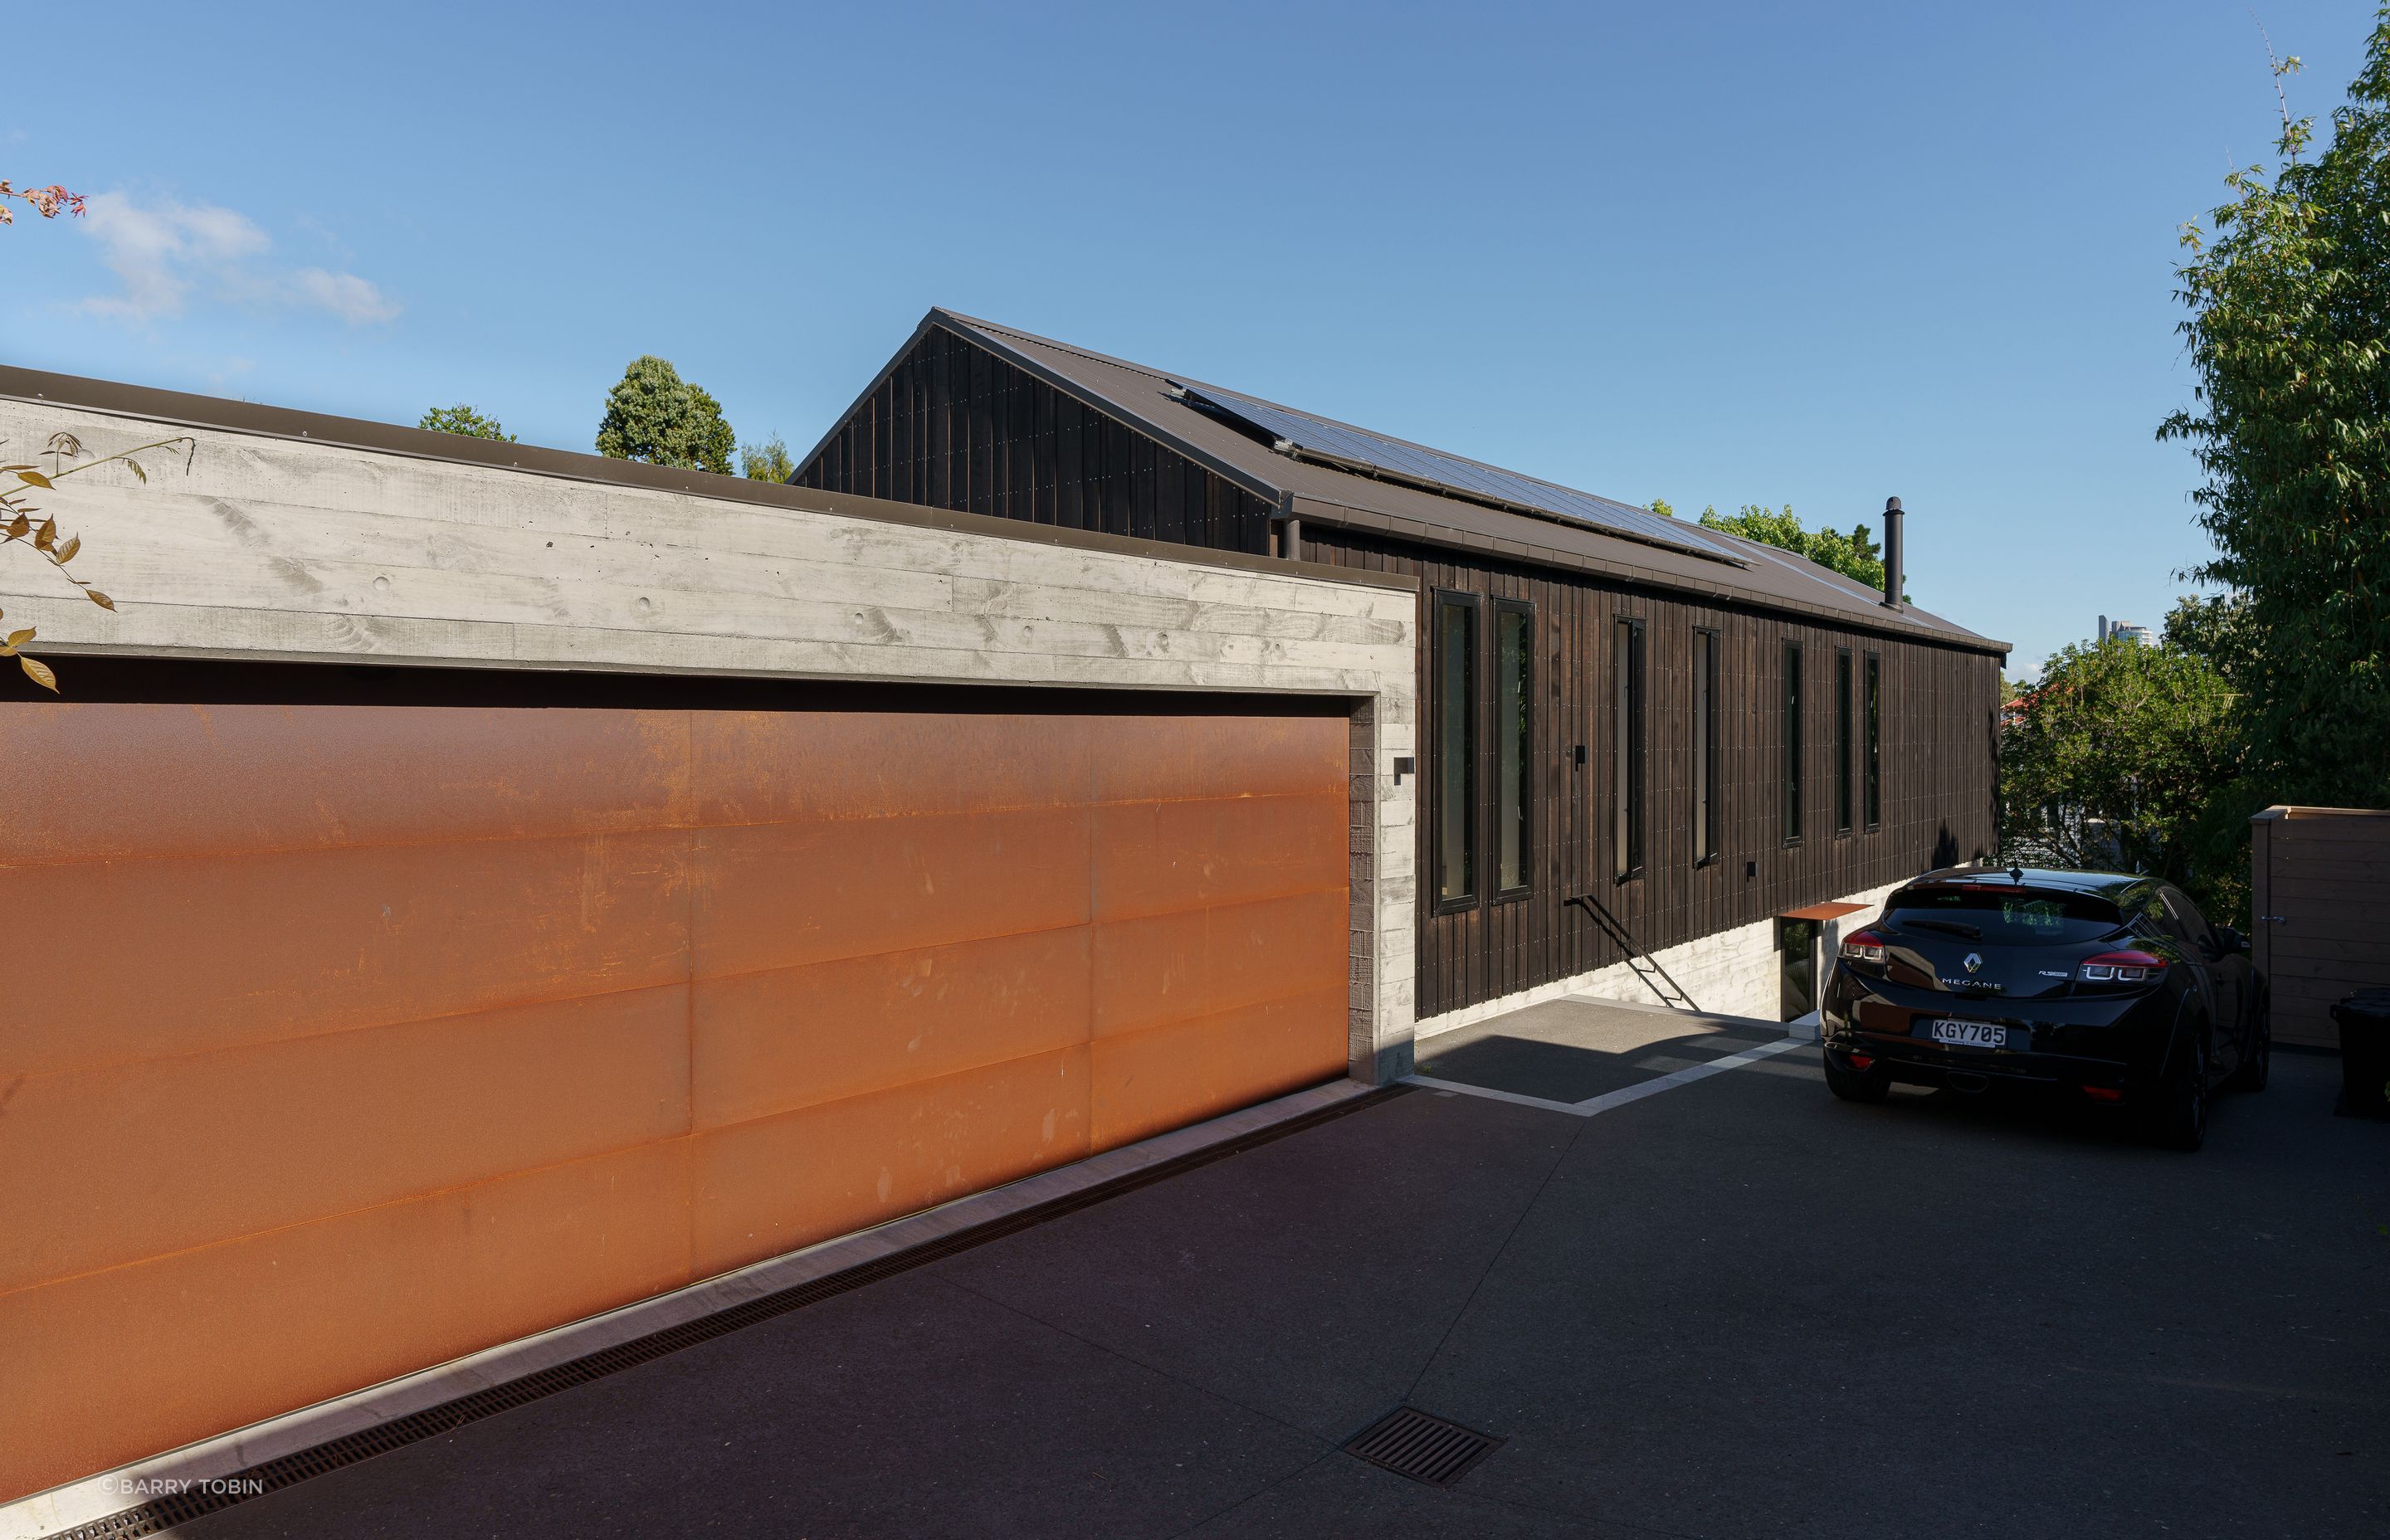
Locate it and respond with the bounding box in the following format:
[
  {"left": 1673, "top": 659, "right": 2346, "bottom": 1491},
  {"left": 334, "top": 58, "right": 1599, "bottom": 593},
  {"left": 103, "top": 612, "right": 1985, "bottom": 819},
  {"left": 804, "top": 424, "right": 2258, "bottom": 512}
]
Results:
[{"left": 1286, "top": 494, "right": 2010, "bottom": 656}]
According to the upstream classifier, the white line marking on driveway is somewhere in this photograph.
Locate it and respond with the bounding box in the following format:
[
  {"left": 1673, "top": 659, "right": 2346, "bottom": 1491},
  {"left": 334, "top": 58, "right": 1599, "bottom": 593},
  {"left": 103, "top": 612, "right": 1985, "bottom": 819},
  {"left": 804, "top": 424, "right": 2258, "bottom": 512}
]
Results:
[
  {"left": 1403, "top": 1076, "right": 1590, "bottom": 1115},
  {"left": 1407, "top": 1036, "right": 1810, "bottom": 1118}
]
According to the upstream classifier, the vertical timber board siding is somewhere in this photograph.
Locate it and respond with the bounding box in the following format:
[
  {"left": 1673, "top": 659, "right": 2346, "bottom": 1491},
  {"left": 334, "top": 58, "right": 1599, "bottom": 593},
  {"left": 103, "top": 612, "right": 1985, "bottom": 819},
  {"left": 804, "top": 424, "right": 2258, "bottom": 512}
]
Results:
[
  {"left": 1298, "top": 527, "right": 2002, "bottom": 1020},
  {"left": 2252, "top": 807, "right": 2390, "bottom": 1049},
  {"left": 790, "top": 325, "right": 2000, "bottom": 1020},
  {"left": 797, "top": 326, "right": 1275, "bottom": 555},
  {"left": 0, "top": 700, "right": 1349, "bottom": 1501}
]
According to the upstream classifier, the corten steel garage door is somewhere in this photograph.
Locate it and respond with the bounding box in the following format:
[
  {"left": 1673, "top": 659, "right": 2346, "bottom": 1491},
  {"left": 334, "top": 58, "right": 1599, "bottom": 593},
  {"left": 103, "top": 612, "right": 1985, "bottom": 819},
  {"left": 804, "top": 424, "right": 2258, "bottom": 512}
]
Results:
[{"left": 0, "top": 694, "right": 1351, "bottom": 1501}]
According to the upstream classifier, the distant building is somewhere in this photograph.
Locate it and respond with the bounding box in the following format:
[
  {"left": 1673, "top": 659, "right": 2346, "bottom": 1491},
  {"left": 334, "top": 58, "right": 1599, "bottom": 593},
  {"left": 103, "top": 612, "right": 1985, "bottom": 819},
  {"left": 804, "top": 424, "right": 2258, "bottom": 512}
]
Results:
[{"left": 2095, "top": 615, "right": 2153, "bottom": 646}]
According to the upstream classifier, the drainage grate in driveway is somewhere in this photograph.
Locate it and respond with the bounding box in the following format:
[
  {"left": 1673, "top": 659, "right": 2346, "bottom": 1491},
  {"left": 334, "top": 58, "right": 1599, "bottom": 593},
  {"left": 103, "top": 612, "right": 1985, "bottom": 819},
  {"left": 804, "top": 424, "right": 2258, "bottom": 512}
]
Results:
[{"left": 1343, "top": 1406, "right": 1504, "bottom": 1487}]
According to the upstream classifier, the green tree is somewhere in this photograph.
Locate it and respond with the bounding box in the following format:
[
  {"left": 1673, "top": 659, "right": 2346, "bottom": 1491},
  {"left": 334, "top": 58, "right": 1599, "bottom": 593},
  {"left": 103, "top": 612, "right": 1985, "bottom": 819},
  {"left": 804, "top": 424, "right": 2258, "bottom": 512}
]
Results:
[
  {"left": 2000, "top": 635, "right": 2243, "bottom": 918},
  {"left": 2162, "top": 592, "right": 2258, "bottom": 690},
  {"left": 2159, "top": 12, "right": 2390, "bottom": 811},
  {"left": 741, "top": 433, "right": 797, "bottom": 483},
  {"left": 1647, "top": 498, "right": 1675, "bottom": 519},
  {"left": 595, "top": 356, "right": 734, "bottom": 475},
  {"left": 1695, "top": 504, "right": 1893, "bottom": 592},
  {"left": 417, "top": 403, "right": 514, "bottom": 442}
]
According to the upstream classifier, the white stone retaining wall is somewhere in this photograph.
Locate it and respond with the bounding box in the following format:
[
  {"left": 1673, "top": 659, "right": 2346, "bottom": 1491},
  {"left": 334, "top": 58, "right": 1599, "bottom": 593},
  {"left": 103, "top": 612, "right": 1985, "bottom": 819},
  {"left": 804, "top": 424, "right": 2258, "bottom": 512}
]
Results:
[{"left": 1415, "top": 879, "right": 1909, "bottom": 1038}]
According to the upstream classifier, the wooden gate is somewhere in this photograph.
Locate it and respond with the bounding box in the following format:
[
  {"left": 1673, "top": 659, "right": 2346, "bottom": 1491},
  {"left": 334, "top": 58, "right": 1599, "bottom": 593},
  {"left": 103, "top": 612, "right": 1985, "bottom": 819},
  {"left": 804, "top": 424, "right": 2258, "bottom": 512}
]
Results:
[{"left": 2251, "top": 805, "right": 2390, "bottom": 1050}]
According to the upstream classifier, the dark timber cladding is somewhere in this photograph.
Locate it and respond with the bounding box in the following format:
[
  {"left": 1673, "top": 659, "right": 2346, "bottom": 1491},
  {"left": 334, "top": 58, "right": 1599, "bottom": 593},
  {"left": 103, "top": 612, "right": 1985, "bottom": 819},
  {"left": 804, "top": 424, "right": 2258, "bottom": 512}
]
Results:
[
  {"left": 794, "top": 324, "right": 1278, "bottom": 553},
  {"left": 797, "top": 311, "right": 2012, "bottom": 1021}
]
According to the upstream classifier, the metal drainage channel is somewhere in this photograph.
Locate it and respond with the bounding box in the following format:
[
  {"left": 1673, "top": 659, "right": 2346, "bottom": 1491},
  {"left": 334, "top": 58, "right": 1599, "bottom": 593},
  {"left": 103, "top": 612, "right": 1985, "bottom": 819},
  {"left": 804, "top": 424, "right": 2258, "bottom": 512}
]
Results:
[
  {"left": 51, "top": 1084, "right": 1410, "bottom": 1540},
  {"left": 1343, "top": 1406, "right": 1505, "bottom": 1487}
]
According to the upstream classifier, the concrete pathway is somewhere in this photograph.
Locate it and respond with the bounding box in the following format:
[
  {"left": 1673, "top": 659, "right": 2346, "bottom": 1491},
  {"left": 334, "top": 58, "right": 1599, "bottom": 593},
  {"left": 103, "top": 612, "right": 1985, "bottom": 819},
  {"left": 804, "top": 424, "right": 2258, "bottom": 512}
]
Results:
[{"left": 181, "top": 1008, "right": 2388, "bottom": 1539}]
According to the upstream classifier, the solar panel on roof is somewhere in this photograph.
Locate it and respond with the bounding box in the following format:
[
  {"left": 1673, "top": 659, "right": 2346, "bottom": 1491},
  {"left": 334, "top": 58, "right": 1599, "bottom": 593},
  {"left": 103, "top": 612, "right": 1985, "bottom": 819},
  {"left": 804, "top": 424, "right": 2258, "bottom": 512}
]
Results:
[{"left": 1171, "top": 382, "right": 1749, "bottom": 568}]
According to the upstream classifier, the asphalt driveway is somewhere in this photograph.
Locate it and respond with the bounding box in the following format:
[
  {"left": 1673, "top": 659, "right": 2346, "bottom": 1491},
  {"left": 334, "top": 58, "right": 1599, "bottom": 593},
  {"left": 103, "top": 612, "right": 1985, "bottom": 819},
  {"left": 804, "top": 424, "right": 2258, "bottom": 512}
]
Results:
[{"left": 184, "top": 1008, "right": 2388, "bottom": 1540}]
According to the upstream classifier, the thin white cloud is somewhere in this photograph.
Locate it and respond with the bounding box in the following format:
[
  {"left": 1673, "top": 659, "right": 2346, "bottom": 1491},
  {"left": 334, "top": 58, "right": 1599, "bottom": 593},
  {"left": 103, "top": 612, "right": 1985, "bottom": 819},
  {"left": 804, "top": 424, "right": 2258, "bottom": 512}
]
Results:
[
  {"left": 76, "top": 191, "right": 397, "bottom": 327},
  {"left": 287, "top": 266, "right": 398, "bottom": 324},
  {"left": 78, "top": 193, "right": 267, "bottom": 319}
]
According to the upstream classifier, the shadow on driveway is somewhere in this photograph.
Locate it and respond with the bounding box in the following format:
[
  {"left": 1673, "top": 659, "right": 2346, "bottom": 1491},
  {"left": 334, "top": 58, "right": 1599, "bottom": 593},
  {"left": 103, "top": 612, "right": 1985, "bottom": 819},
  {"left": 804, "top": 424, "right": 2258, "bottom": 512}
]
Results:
[{"left": 1416, "top": 994, "right": 1788, "bottom": 1104}]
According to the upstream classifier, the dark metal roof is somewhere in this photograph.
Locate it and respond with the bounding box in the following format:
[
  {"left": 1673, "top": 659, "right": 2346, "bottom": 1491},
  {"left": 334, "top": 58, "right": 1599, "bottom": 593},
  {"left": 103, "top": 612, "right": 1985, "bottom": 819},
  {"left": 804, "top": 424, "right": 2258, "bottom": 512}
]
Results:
[
  {"left": 1167, "top": 378, "right": 1753, "bottom": 568},
  {"left": 919, "top": 309, "right": 2007, "bottom": 655}
]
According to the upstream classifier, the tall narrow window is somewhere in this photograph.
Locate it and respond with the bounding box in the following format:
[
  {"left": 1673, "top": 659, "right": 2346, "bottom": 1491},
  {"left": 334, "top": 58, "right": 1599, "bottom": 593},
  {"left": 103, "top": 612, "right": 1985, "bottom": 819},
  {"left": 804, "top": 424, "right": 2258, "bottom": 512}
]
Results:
[
  {"left": 1694, "top": 628, "right": 1719, "bottom": 865},
  {"left": 1834, "top": 647, "right": 1853, "bottom": 835},
  {"left": 1783, "top": 641, "right": 1804, "bottom": 844},
  {"left": 1495, "top": 600, "right": 1534, "bottom": 895},
  {"left": 1864, "top": 652, "right": 1881, "bottom": 829},
  {"left": 1615, "top": 617, "right": 1646, "bottom": 880},
  {"left": 1434, "top": 592, "right": 1479, "bottom": 908}
]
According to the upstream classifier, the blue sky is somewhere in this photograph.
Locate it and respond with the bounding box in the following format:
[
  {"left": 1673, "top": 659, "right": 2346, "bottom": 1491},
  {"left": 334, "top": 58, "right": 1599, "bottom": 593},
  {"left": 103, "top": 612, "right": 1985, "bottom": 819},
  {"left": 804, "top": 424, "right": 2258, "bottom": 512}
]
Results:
[{"left": 4, "top": 1, "right": 2370, "bottom": 675}]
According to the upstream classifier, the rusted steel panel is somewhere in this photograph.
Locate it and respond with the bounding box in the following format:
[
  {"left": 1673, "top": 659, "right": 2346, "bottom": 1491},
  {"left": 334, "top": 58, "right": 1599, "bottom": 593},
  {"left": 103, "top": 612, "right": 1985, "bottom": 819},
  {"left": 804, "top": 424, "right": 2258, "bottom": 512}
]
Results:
[
  {"left": 691, "top": 709, "right": 1098, "bottom": 825},
  {"left": 0, "top": 702, "right": 693, "bottom": 865},
  {"left": 0, "top": 698, "right": 1347, "bottom": 1502},
  {"left": 1090, "top": 889, "right": 1349, "bottom": 1039},
  {"left": 691, "top": 926, "right": 1095, "bottom": 1132},
  {"left": 1087, "top": 711, "right": 1353, "bottom": 804},
  {"left": 5, "top": 828, "right": 695, "bottom": 1079},
  {"left": 0, "top": 1139, "right": 695, "bottom": 1506},
  {"left": 1089, "top": 987, "right": 1350, "bottom": 1151},
  {"left": 692, "top": 807, "right": 1096, "bottom": 979},
  {"left": 0, "top": 985, "right": 690, "bottom": 1298},
  {"left": 688, "top": 1044, "right": 1093, "bottom": 1277},
  {"left": 1091, "top": 792, "right": 1349, "bottom": 920}
]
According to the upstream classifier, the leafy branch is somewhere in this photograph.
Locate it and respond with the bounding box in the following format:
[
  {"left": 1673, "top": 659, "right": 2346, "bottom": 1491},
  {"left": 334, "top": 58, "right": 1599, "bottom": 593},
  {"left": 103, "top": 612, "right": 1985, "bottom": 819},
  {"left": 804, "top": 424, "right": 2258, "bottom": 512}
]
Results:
[
  {"left": 1, "top": 431, "right": 195, "bottom": 691},
  {"left": 0, "top": 180, "right": 86, "bottom": 226}
]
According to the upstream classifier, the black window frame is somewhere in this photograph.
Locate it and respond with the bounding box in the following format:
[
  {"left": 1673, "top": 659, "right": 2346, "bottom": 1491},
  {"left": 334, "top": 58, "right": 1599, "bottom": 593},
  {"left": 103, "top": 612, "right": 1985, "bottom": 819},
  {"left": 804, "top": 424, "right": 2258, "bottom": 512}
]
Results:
[
  {"left": 1493, "top": 597, "right": 1535, "bottom": 900},
  {"left": 1782, "top": 639, "right": 1804, "bottom": 846},
  {"left": 1614, "top": 615, "right": 1646, "bottom": 882},
  {"left": 1432, "top": 589, "right": 1481, "bottom": 913},
  {"left": 1863, "top": 651, "right": 1881, "bottom": 831},
  {"left": 1834, "top": 646, "right": 1854, "bottom": 836},
  {"left": 1693, "top": 626, "right": 1720, "bottom": 867}
]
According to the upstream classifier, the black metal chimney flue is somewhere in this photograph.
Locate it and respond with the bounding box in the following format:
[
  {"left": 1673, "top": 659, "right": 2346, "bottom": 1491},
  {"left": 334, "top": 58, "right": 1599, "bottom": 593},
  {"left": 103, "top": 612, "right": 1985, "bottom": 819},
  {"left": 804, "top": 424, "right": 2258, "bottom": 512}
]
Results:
[{"left": 1881, "top": 496, "right": 1904, "bottom": 609}]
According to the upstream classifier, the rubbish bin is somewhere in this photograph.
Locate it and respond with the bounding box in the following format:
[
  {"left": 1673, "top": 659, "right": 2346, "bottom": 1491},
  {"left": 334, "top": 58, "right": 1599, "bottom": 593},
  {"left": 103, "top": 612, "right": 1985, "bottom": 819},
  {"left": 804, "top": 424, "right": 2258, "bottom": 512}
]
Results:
[{"left": 2329, "top": 990, "right": 2390, "bottom": 1120}]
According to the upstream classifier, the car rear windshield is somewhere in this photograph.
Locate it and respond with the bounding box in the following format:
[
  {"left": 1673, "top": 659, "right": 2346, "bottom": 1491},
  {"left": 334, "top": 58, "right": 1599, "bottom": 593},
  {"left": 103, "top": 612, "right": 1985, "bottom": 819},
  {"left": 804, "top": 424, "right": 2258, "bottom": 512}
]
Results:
[{"left": 1885, "top": 885, "right": 2124, "bottom": 945}]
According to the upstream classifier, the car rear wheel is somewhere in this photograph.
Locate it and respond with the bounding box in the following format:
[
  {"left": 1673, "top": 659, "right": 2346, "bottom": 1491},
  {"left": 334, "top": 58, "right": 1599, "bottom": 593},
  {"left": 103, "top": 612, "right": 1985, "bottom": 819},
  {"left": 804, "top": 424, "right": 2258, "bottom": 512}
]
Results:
[
  {"left": 2147, "top": 1035, "right": 2208, "bottom": 1152},
  {"left": 1823, "top": 1050, "right": 1891, "bottom": 1104},
  {"left": 2229, "top": 1001, "right": 2271, "bottom": 1093}
]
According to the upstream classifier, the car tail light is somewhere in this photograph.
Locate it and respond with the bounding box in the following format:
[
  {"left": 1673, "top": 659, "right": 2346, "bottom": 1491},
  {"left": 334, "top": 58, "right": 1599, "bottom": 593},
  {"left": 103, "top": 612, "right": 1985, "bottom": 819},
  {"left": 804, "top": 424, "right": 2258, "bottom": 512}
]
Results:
[
  {"left": 2077, "top": 950, "right": 2168, "bottom": 985},
  {"left": 1839, "top": 929, "right": 1888, "bottom": 965},
  {"left": 1846, "top": 1052, "right": 1875, "bottom": 1070},
  {"left": 2082, "top": 1086, "right": 2123, "bottom": 1102}
]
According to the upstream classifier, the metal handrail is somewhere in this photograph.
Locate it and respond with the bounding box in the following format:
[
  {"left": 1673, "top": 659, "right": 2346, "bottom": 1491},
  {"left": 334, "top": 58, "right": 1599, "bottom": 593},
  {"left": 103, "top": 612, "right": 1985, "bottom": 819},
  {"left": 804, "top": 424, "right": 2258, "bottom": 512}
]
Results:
[{"left": 1565, "top": 889, "right": 1700, "bottom": 1012}]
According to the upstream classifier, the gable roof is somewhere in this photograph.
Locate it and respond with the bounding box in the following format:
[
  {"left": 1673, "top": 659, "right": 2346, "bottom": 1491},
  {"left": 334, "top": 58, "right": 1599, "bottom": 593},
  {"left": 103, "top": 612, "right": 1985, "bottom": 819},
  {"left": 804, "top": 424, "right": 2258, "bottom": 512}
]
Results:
[{"left": 882, "top": 309, "right": 2003, "bottom": 654}]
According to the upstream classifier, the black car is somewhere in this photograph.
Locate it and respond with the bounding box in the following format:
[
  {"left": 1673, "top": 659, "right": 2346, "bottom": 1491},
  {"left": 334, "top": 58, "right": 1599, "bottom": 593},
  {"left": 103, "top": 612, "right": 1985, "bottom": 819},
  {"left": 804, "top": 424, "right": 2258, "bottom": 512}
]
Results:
[{"left": 1818, "top": 866, "right": 2269, "bottom": 1149}]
